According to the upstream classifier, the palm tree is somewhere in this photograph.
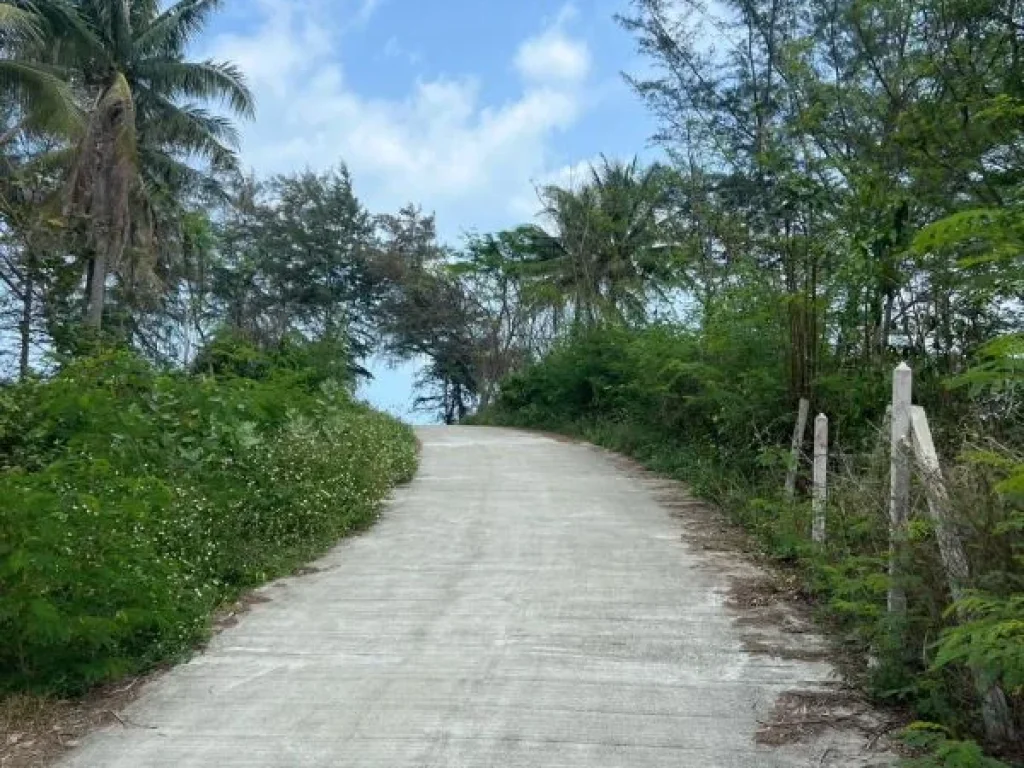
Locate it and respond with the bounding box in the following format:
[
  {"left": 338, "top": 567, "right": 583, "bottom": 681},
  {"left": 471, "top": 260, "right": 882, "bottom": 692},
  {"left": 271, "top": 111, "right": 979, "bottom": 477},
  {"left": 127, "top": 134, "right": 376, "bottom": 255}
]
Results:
[
  {"left": 1, "top": 0, "right": 253, "bottom": 328},
  {"left": 65, "top": 0, "right": 254, "bottom": 328},
  {"left": 521, "top": 157, "right": 672, "bottom": 328}
]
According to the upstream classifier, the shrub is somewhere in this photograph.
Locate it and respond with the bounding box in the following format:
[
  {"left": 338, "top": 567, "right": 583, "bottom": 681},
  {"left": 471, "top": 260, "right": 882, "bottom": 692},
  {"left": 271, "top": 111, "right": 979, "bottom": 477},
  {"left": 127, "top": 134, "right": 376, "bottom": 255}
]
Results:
[
  {"left": 900, "top": 723, "right": 1014, "bottom": 768},
  {"left": 0, "top": 348, "right": 417, "bottom": 694}
]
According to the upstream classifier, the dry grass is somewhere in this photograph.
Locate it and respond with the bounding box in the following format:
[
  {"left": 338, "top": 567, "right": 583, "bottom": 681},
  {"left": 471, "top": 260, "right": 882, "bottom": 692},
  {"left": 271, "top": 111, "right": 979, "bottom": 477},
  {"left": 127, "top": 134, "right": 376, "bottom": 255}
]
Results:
[
  {"left": 1, "top": 676, "right": 154, "bottom": 768},
  {"left": 755, "top": 689, "right": 877, "bottom": 747}
]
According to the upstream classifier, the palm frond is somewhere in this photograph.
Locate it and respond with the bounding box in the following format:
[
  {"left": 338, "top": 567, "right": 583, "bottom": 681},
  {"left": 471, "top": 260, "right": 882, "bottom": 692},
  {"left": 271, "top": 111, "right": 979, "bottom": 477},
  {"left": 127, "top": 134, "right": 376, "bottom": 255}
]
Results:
[
  {"left": 140, "top": 96, "right": 239, "bottom": 168},
  {"left": 111, "top": 0, "right": 134, "bottom": 61},
  {"left": 0, "top": 3, "right": 43, "bottom": 43},
  {"left": 134, "top": 57, "right": 254, "bottom": 118},
  {"left": 129, "top": 0, "right": 161, "bottom": 31},
  {"left": 76, "top": 0, "right": 115, "bottom": 45},
  {"left": 144, "top": 98, "right": 237, "bottom": 144},
  {"left": 19, "top": 142, "right": 76, "bottom": 177},
  {"left": 135, "top": 0, "right": 223, "bottom": 56},
  {"left": 33, "top": 0, "right": 109, "bottom": 64},
  {"left": 139, "top": 147, "right": 227, "bottom": 200},
  {"left": 0, "top": 58, "right": 83, "bottom": 138}
]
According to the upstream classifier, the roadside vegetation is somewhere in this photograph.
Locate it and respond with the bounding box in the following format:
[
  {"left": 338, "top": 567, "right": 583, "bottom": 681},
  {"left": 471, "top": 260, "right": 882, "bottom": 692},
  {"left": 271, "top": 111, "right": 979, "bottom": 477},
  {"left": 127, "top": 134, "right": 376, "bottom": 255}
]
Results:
[
  {"left": 1, "top": 343, "right": 416, "bottom": 694},
  {"left": 1, "top": 0, "right": 1022, "bottom": 765},
  {"left": 0, "top": 0, "right": 429, "bottom": 703},
  {"left": 476, "top": 325, "right": 1023, "bottom": 764}
]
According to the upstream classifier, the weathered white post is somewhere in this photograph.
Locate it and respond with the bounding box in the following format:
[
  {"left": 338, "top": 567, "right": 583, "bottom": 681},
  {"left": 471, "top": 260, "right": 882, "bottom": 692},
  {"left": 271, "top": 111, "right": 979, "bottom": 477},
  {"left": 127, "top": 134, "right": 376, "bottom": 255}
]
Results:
[
  {"left": 888, "top": 363, "right": 912, "bottom": 616},
  {"left": 812, "top": 414, "right": 828, "bottom": 545},
  {"left": 909, "top": 405, "right": 1017, "bottom": 744},
  {"left": 785, "top": 398, "right": 811, "bottom": 501},
  {"left": 909, "top": 407, "right": 968, "bottom": 599}
]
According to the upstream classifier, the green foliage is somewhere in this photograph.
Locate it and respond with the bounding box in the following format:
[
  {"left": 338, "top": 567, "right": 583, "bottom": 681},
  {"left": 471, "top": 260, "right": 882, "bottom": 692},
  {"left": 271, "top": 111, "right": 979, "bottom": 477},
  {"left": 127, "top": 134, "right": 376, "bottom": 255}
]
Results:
[
  {"left": 209, "top": 167, "right": 379, "bottom": 366},
  {"left": 934, "top": 593, "right": 1024, "bottom": 694},
  {"left": 949, "top": 336, "right": 1024, "bottom": 396},
  {"left": 899, "top": 723, "right": 1013, "bottom": 768},
  {"left": 192, "top": 328, "right": 358, "bottom": 390},
  {"left": 375, "top": 207, "right": 483, "bottom": 423},
  {"left": 0, "top": 347, "right": 417, "bottom": 694},
  {"left": 521, "top": 157, "right": 675, "bottom": 327}
]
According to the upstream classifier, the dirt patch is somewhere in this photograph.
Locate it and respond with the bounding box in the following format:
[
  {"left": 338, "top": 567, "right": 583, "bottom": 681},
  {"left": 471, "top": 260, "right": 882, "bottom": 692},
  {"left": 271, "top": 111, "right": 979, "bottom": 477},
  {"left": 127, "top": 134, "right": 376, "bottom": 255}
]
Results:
[
  {"left": 755, "top": 689, "right": 879, "bottom": 747},
  {"left": 666, "top": 498, "right": 757, "bottom": 553},
  {"left": 533, "top": 429, "right": 586, "bottom": 445},
  {"left": 603, "top": 454, "right": 760, "bottom": 556},
  {"left": 727, "top": 574, "right": 792, "bottom": 610},
  {"left": 743, "top": 637, "right": 836, "bottom": 663},
  {"left": 722, "top": 572, "right": 837, "bottom": 663},
  {"left": 0, "top": 671, "right": 161, "bottom": 768},
  {"left": 209, "top": 592, "right": 273, "bottom": 635}
]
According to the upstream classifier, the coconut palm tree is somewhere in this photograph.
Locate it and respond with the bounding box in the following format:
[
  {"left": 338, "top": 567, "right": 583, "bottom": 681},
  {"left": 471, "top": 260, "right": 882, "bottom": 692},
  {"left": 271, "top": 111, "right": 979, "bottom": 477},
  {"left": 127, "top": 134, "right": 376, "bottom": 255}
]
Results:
[
  {"left": 520, "top": 157, "right": 673, "bottom": 328},
  {"left": 0, "top": 0, "right": 253, "bottom": 329},
  {"left": 63, "top": 0, "right": 254, "bottom": 328}
]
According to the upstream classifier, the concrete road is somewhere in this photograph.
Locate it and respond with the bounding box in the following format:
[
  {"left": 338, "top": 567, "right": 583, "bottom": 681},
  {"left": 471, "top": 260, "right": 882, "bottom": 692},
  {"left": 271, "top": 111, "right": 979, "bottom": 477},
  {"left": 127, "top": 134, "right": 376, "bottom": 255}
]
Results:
[{"left": 61, "top": 427, "right": 891, "bottom": 767}]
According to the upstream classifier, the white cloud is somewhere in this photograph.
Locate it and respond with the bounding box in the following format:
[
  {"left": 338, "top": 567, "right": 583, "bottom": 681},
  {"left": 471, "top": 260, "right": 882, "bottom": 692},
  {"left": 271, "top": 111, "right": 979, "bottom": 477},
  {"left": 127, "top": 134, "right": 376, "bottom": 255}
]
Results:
[
  {"left": 209, "top": 1, "right": 333, "bottom": 98},
  {"left": 205, "top": 1, "right": 593, "bottom": 240},
  {"left": 356, "top": 0, "right": 382, "bottom": 24},
  {"left": 514, "top": 28, "right": 591, "bottom": 84}
]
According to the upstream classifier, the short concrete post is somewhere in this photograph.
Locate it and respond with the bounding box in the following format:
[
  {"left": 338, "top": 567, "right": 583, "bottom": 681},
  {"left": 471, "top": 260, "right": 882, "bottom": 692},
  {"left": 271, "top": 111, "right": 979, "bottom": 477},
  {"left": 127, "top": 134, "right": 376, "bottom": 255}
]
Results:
[
  {"left": 812, "top": 414, "right": 828, "bottom": 545},
  {"left": 785, "top": 398, "right": 810, "bottom": 501},
  {"left": 888, "top": 363, "right": 912, "bottom": 616}
]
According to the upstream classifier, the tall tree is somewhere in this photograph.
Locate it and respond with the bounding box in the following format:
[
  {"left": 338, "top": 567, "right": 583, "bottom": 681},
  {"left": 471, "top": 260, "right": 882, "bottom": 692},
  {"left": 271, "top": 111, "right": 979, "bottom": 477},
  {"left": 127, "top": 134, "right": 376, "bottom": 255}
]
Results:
[
  {"left": 373, "top": 207, "right": 484, "bottom": 422},
  {"left": 208, "top": 167, "right": 378, "bottom": 375},
  {"left": 521, "top": 157, "right": 674, "bottom": 329},
  {"left": 34, "top": 0, "right": 255, "bottom": 329}
]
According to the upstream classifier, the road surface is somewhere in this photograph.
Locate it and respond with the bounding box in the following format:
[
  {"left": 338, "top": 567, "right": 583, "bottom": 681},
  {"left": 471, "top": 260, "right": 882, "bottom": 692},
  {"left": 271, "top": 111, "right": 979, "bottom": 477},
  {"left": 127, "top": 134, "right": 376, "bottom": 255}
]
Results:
[{"left": 61, "top": 427, "right": 891, "bottom": 767}]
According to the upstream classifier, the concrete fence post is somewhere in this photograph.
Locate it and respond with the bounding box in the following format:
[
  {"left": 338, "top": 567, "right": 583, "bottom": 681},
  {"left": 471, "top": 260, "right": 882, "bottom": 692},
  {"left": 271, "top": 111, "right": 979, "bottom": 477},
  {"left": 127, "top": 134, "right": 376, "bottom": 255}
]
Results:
[
  {"left": 908, "top": 406, "right": 1017, "bottom": 744},
  {"left": 888, "top": 363, "right": 912, "bottom": 617},
  {"left": 812, "top": 414, "right": 828, "bottom": 545},
  {"left": 785, "top": 398, "right": 811, "bottom": 501}
]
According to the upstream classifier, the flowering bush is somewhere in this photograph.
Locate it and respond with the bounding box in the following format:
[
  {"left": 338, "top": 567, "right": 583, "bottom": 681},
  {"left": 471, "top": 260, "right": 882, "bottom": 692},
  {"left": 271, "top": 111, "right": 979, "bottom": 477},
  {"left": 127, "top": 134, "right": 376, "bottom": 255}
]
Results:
[{"left": 0, "top": 350, "right": 417, "bottom": 693}]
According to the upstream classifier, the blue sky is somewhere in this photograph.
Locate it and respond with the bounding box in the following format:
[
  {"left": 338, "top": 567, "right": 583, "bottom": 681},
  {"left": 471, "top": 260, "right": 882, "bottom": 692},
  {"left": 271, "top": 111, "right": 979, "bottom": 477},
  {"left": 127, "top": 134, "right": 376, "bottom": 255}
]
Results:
[{"left": 202, "top": 0, "right": 659, "bottom": 421}]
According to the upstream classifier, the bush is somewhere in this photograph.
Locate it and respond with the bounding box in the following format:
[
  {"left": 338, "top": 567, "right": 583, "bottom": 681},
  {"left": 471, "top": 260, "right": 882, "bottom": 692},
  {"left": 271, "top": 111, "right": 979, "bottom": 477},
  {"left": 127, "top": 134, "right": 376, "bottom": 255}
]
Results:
[
  {"left": 900, "top": 723, "right": 1014, "bottom": 768},
  {"left": 0, "top": 347, "right": 417, "bottom": 694}
]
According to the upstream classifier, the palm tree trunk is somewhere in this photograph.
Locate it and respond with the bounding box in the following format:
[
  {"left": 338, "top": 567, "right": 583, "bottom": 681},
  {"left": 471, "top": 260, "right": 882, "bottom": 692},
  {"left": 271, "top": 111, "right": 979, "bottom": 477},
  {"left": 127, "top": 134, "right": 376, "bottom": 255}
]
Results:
[
  {"left": 18, "top": 258, "right": 34, "bottom": 379},
  {"left": 85, "top": 250, "right": 106, "bottom": 328},
  {"left": 74, "top": 74, "right": 137, "bottom": 331}
]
